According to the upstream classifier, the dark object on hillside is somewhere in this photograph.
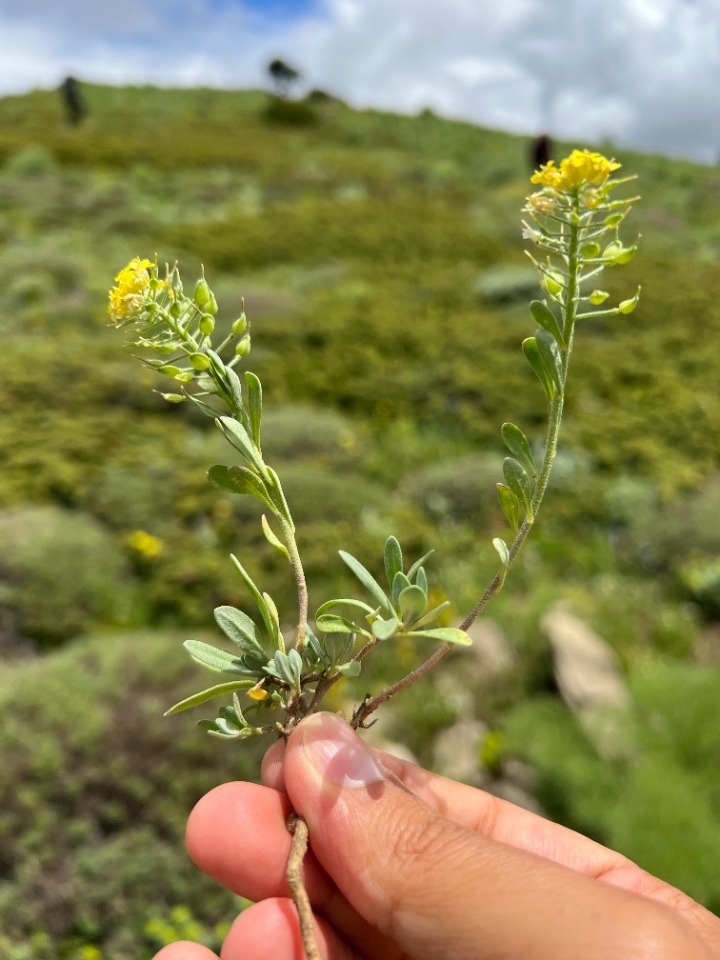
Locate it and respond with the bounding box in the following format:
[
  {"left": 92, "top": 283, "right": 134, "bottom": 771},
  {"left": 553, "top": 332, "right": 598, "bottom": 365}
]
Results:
[
  {"left": 263, "top": 97, "right": 316, "bottom": 127},
  {"left": 530, "top": 134, "right": 552, "bottom": 171},
  {"left": 268, "top": 58, "right": 301, "bottom": 98},
  {"left": 59, "top": 75, "right": 87, "bottom": 125}
]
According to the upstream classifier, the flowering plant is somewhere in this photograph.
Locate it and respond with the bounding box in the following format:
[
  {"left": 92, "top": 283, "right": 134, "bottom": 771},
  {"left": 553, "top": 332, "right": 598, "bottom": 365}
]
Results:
[{"left": 109, "top": 148, "right": 638, "bottom": 959}]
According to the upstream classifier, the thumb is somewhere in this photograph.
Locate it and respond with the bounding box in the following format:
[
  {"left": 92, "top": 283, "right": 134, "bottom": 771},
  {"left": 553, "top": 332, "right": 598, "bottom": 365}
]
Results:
[{"left": 283, "top": 712, "right": 689, "bottom": 960}]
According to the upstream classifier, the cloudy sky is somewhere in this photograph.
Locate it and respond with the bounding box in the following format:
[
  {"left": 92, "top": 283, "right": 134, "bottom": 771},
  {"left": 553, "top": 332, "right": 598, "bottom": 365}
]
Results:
[{"left": 1, "top": 0, "right": 719, "bottom": 163}]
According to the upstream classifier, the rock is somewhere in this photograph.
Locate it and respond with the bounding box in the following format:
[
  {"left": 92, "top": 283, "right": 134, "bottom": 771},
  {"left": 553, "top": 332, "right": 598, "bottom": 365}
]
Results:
[
  {"left": 462, "top": 619, "right": 513, "bottom": 679},
  {"left": 432, "top": 719, "right": 490, "bottom": 785},
  {"left": 542, "top": 608, "right": 629, "bottom": 711}
]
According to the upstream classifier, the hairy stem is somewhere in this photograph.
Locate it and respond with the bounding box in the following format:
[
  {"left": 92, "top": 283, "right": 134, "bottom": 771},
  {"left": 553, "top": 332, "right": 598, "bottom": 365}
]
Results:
[
  {"left": 286, "top": 814, "right": 320, "bottom": 960},
  {"left": 280, "top": 519, "right": 309, "bottom": 652}
]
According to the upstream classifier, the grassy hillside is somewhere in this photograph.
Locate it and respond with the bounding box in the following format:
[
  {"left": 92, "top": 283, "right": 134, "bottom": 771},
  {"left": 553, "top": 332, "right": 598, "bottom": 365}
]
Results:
[{"left": 0, "top": 83, "right": 719, "bottom": 957}]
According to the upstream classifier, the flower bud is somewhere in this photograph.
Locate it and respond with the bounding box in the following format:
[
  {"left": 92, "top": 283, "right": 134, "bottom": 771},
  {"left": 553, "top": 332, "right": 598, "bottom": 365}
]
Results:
[
  {"left": 232, "top": 313, "right": 248, "bottom": 336},
  {"left": 189, "top": 352, "right": 212, "bottom": 371},
  {"left": 198, "top": 314, "right": 215, "bottom": 335}
]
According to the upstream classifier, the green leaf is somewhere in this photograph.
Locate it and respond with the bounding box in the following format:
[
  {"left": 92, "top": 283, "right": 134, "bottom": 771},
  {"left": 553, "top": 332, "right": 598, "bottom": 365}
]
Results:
[
  {"left": 391, "top": 570, "right": 412, "bottom": 607},
  {"left": 529, "top": 300, "right": 564, "bottom": 346},
  {"left": 407, "top": 550, "right": 434, "bottom": 582},
  {"left": 503, "top": 458, "right": 534, "bottom": 519},
  {"left": 315, "top": 597, "right": 377, "bottom": 619},
  {"left": 415, "top": 566, "right": 428, "bottom": 597},
  {"left": 262, "top": 591, "right": 282, "bottom": 649},
  {"left": 501, "top": 423, "right": 537, "bottom": 479},
  {"left": 165, "top": 680, "right": 256, "bottom": 716},
  {"left": 208, "top": 464, "right": 274, "bottom": 510},
  {"left": 214, "top": 605, "right": 266, "bottom": 658},
  {"left": 410, "top": 600, "right": 451, "bottom": 630},
  {"left": 337, "top": 660, "right": 361, "bottom": 678},
  {"left": 398, "top": 585, "right": 427, "bottom": 623},
  {"left": 371, "top": 615, "right": 400, "bottom": 640},
  {"left": 185, "top": 392, "right": 222, "bottom": 419},
  {"left": 224, "top": 366, "right": 245, "bottom": 421},
  {"left": 217, "top": 416, "right": 265, "bottom": 474},
  {"left": 183, "top": 639, "right": 250, "bottom": 674},
  {"left": 338, "top": 551, "right": 394, "bottom": 616},
  {"left": 265, "top": 467, "right": 293, "bottom": 527},
  {"left": 404, "top": 628, "right": 472, "bottom": 646},
  {"left": 261, "top": 514, "right": 290, "bottom": 560},
  {"left": 497, "top": 483, "right": 520, "bottom": 535},
  {"left": 492, "top": 537, "right": 510, "bottom": 568},
  {"left": 522, "top": 337, "right": 555, "bottom": 402},
  {"left": 384, "top": 536, "right": 403, "bottom": 590},
  {"left": 229, "top": 554, "right": 276, "bottom": 643},
  {"left": 267, "top": 650, "right": 301, "bottom": 689},
  {"left": 245, "top": 372, "right": 263, "bottom": 449},
  {"left": 316, "top": 614, "right": 358, "bottom": 635},
  {"left": 535, "top": 329, "right": 563, "bottom": 394}
]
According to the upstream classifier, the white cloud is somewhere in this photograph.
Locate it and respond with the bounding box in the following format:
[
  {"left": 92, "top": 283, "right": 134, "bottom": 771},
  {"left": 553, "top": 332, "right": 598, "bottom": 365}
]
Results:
[{"left": 0, "top": 0, "right": 719, "bottom": 161}]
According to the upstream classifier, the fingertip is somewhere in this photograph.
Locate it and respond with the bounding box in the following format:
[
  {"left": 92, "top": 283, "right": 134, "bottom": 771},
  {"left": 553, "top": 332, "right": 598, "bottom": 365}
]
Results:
[
  {"left": 261, "top": 738, "right": 287, "bottom": 790},
  {"left": 152, "top": 940, "right": 219, "bottom": 960},
  {"left": 222, "top": 898, "right": 357, "bottom": 960}
]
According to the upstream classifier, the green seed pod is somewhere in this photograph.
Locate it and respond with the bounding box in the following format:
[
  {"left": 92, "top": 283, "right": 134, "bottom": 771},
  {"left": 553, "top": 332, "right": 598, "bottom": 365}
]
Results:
[
  {"left": 189, "top": 352, "right": 212, "bottom": 371},
  {"left": 158, "top": 365, "right": 182, "bottom": 378},
  {"left": 235, "top": 335, "right": 251, "bottom": 359},
  {"left": 174, "top": 371, "right": 195, "bottom": 383},
  {"left": 193, "top": 278, "right": 212, "bottom": 310},
  {"left": 232, "top": 313, "right": 248, "bottom": 336},
  {"left": 198, "top": 314, "right": 215, "bottom": 335},
  {"left": 158, "top": 392, "right": 186, "bottom": 403}
]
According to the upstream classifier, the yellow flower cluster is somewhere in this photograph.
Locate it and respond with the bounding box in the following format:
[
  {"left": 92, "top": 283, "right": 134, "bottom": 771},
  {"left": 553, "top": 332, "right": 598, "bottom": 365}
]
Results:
[
  {"left": 108, "top": 257, "right": 156, "bottom": 322},
  {"left": 531, "top": 149, "right": 621, "bottom": 192}
]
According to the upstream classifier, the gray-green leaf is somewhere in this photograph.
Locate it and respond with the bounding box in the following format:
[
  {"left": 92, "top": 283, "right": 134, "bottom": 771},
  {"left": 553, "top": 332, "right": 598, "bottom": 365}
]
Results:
[
  {"left": 164, "top": 680, "right": 256, "bottom": 716},
  {"left": 497, "top": 482, "right": 520, "bottom": 534},
  {"left": 339, "top": 551, "right": 394, "bottom": 616},
  {"left": 530, "top": 300, "right": 565, "bottom": 346},
  {"left": 245, "top": 371, "right": 263, "bottom": 449},
  {"left": 398, "top": 584, "right": 427, "bottom": 624},
  {"left": 183, "top": 639, "right": 250, "bottom": 674},
  {"left": 214, "top": 605, "right": 266, "bottom": 659},
  {"left": 501, "top": 423, "right": 537, "bottom": 479},
  {"left": 384, "top": 536, "right": 403, "bottom": 590},
  {"left": 208, "top": 464, "right": 274, "bottom": 510},
  {"left": 522, "top": 337, "right": 555, "bottom": 402},
  {"left": 503, "top": 458, "right": 534, "bottom": 518}
]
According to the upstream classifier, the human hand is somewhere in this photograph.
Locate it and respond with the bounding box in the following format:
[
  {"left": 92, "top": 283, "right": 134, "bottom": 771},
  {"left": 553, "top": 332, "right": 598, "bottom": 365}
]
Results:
[{"left": 154, "top": 712, "right": 720, "bottom": 960}]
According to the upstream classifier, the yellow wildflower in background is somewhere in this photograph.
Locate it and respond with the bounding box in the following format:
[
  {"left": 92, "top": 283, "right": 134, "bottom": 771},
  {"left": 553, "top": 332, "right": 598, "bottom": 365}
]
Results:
[
  {"left": 531, "top": 149, "right": 621, "bottom": 192},
  {"left": 125, "top": 529, "right": 165, "bottom": 559},
  {"left": 108, "top": 257, "right": 156, "bottom": 322}
]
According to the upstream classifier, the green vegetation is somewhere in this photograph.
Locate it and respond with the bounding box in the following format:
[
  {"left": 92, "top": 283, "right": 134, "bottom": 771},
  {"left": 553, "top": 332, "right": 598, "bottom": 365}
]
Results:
[{"left": 0, "top": 83, "right": 718, "bottom": 956}]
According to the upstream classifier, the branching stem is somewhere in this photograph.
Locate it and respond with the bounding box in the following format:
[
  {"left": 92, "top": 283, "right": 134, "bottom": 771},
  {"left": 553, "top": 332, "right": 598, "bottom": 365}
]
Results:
[{"left": 351, "top": 200, "right": 583, "bottom": 730}]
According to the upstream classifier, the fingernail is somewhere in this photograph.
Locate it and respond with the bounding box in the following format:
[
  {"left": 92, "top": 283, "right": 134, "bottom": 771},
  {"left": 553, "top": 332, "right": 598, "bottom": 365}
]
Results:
[{"left": 302, "top": 713, "right": 385, "bottom": 789}]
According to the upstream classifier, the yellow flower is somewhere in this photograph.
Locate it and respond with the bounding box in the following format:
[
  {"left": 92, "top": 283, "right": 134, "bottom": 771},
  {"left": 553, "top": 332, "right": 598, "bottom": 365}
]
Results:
[
  {"left": 108, "top": 257, "right": 155, "bottom": 322},
  {"left": 125, "top": 529, "right": 165, "bottom": 558},
  {"left": 531, "top": 149, "right": 621, "bottom": 193}
]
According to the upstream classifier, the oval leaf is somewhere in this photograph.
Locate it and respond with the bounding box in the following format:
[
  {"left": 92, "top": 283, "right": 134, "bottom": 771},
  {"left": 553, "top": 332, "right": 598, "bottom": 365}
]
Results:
[
  {"left": 503, "top": 457, "right": 533, "bottom": 517},
  {"left": 535, "top": 329, "right": 563, "bottom": 393},
  {"left": 337, "top": 660, "right": 362, "bottom": 677},
  {"left": 208, "top": 464, "right": 274, "bottom": 510},
  {"left": 214, "top": 605, "right": 266, "bottom": 658},
  {"left": 261, "top": 514, "right": 290, "bottom": 559},
  {"left": 391, "top": 570, "right": 412, "bottom": 607},
  {"left": 492, "top": 537, "right": 510, "bottom": 568},
  {"left": 529, "top": 300, "right": 564, "bottom": 346},
  {"left": 522, "top": 337, "right": 555, "bottom": 402},
  {"left": 501, "top": 423, "right": 537, "bottom": 479},
  {"left": 384, "top": 536, "right": 403, "bottom": 590},
  {"left": 371, "top": 616, "right": 400, "bottom": 640},
  {"left": 398, "top": 584, "right": 427, "bottom": 624},
  {"left": 497, "top": 483, "right": 520, "bottom": 535},
  {"left": 316, "top": 614, "right": 358, "bottom": 635},
  {"left": 183, "top": 639, "right": 250, "bottom": 675}
]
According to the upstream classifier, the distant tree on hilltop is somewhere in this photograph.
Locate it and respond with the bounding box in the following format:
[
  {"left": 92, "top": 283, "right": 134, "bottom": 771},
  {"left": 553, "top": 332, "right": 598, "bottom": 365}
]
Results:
[{"left": 267, "top": 58, "right": 301, "bottom": 98}]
